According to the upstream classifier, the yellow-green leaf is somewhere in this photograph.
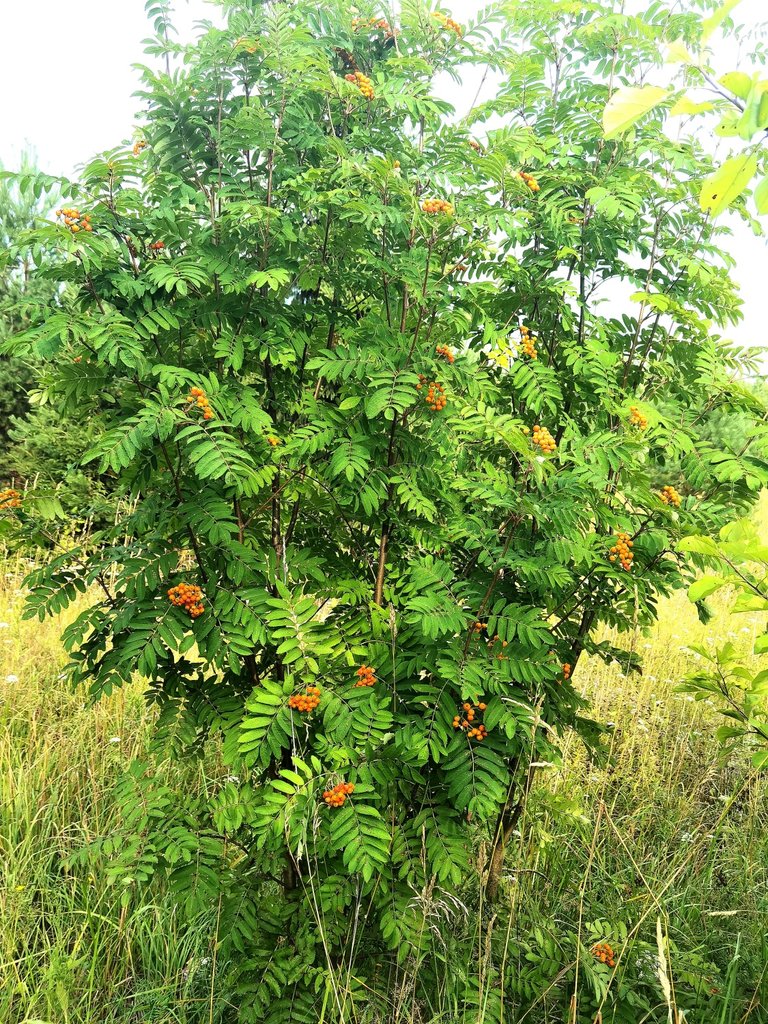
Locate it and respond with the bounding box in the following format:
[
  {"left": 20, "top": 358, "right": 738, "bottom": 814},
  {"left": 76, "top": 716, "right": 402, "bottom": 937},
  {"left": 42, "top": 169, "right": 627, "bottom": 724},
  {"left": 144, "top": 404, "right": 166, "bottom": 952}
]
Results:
[
  {"left": 670, "top": 95, "right": 714, "bottom": 116},
  {"left": 719, "top": 71, "right": 752, "bottom": 100},
  {"left": 702, "top": 0, "right": 745, "bottom": 43},
  {"left": 754, "top": 176, "right": 768, "bottom": 215},
  {"left": 603, "top": 86, "right": 670, "bottom": 140},
  {"left": 699, "top": 152, "right": 758, "bottom": 216},
  {"left": 688, "top": 576, "right": 726, "bottom": 602},
  {"left": 666, "top": 39, "right": 695, "bottom": 64}
]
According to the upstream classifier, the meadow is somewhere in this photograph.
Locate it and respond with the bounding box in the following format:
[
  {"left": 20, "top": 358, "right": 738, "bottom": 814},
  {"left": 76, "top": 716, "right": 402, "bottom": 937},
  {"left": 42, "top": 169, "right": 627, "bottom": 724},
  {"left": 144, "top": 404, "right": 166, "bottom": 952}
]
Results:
[{"left": 2, "top": 524, "right": 767, "bottom": 1024}]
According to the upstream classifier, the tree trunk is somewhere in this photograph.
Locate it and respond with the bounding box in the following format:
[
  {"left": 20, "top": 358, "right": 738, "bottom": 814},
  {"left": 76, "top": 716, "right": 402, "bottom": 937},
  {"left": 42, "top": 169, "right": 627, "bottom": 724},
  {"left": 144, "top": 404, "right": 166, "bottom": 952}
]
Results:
[{"left": 485, "top": 763, "right": 535, "bottom": 902}]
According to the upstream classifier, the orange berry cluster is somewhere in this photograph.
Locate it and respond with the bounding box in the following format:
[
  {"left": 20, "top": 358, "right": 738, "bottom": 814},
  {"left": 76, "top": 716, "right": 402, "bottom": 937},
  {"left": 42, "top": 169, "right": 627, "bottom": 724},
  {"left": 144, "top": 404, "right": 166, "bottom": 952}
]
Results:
[
  {"left": 421, "top": 197, "right": 454, "bottom": 216},
  {"left": 629, "top": 405, "right": 648, "bottom": 429},
  {"left": 133, "top": 139, "right": 148, "bottom": 156},
  {"left": 345, "top": 71, "right": 375, "bottom": 99},
  {"left": 323, "top": 781, "right": 355, "bottom": 807},
  {"left": 148, "top": 240, "right": 165, "bottom": 251},
  {"left": 417, "top": 375, "right": 447, "bottom": 411},
  {"left": 56, "top": 207, "right": 93, "bottom": 234},
  {"left": 563, "top": 662, "right": 572, "bottom": 680},
  {"left": 609, "top": 531, "right": 633, "bottom": 571},
  {"left": 0, "top": 488, "right": 22, "bottom": 509},
  {"left": 352, "top": 16, "right": 396, "bottom": 40},
  {"left": 288, "top": 686, "right": 321, "bottom": 713},
  {"left": 431, "top": 11, "right": 462, "bottom": 36},
  {"left": 168, "top": 582, "right": 205, "bottom": 618},
  {"left": 188, "top": 387, "right": 214, "bottom": 421},
  {"left": 452, "top": 701, "right": 488, "bottom": 740},
  {"left": 468, "top": 139, "right": 483, "bottom": 152},
  {"left": 532, "top": 425, "right": 556, "bottom": 453},
  {"left": 473, "top": 621, "right": 487, "bottom": 633},
  {"left": 592, "top": 942, "right": 617, "bottom": 968},
  {"left": 519, "top": 171, "right": 540, "bottom": 192},
  {"left": 487, "top": 633, "right": 509, "bottom": 660},
  {"left": 354, "top": 665, "right": 377, "bottom": 687},
  {"left": 519, "top": 324, "right": 537, "bottom": 359},
  {"left": 435, "top": 344, "right": 455, "bottom": 363},
  {"left": 659, "top": 484, "right": 681, "bottom": 507},
  {"left": 267, "top": 436, "right": 281, "bottom": 447}
]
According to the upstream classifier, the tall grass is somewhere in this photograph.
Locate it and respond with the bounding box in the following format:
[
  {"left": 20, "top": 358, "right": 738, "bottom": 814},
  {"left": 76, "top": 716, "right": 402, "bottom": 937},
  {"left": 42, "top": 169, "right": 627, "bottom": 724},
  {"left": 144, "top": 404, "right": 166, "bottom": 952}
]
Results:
[
  {"left": 1, "top": 540, "right": 767, "bottom": 1022},
  {"left": 0, "top": 556, "right": 213, "bottom": 1024}
]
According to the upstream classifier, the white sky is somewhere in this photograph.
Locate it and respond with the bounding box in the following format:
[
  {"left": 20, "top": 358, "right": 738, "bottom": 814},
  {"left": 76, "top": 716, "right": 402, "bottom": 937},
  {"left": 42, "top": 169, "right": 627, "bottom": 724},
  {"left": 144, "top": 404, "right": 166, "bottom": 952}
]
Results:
[{"left": 1, "top": 0, "right": 765, "bottom": 359}]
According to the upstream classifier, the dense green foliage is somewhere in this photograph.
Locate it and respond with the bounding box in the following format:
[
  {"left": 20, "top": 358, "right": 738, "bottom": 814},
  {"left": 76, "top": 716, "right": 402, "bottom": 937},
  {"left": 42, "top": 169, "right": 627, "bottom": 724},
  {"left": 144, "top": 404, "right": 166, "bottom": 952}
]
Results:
[
  {"left": 0, "top": 157, "right": 115, "bottom": 525},
  {"left": 0, "top": 154, "right": 53, "bottom": 449},
  {"left": 3, "top": 0, "right": 768, "bottom": 1020}
]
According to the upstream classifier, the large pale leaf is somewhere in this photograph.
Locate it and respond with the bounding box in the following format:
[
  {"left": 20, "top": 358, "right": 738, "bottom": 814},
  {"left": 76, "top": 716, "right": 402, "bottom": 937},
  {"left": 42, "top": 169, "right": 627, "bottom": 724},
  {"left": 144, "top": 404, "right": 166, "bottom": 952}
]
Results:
[
  {"left": 603, "top": 86, "right": 670, "bottom": 140},
  {"left": 699, "top": 152, "right": 757, "bottom": 217}
]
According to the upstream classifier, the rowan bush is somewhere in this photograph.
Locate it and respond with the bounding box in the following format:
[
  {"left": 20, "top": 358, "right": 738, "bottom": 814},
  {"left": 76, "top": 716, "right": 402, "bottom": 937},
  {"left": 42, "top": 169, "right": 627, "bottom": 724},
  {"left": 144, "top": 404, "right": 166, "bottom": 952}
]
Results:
[{"left": 3, "top": 0, "right": 765, "bottom": 1019}]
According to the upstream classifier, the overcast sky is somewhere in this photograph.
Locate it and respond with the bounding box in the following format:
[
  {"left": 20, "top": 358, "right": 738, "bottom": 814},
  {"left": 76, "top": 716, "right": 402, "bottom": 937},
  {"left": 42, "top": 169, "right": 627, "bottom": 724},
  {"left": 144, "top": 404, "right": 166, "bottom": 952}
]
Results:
[{"left": 1, "top": 0, "right": 765, "bottom": 361}]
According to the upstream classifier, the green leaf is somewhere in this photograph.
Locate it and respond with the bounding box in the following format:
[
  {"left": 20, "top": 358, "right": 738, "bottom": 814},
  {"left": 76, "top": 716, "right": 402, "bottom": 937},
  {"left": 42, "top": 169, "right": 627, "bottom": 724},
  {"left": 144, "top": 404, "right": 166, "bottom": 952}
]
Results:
[
  {"left": 677, "top": 535, "right": 720, "bottom": 556},
  {"left": 687, "top": 576, "right": 726, "bottom": 602},
  {"left": 752, "top": 749, "right": 768, "bottom": 769},
  {"left": 699, "top": 153, "right": 758, "bottom": 216},
  {"left": 603, "top": 86, "right": 670, "bottom": 140}
]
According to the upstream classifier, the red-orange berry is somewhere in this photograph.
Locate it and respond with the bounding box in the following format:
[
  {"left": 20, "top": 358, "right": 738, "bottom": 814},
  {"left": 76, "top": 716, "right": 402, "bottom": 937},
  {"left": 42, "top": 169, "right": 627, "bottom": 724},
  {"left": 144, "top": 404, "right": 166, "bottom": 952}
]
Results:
[
  {"left": 421, "top": 197, "right": 454, "bottom": 217},
  {"left": 592, "top": 942, "right": 617, "bottom": 968},
  {"left": 56, "top": 207, "right": 92, "bottom": 235},
  {"left": 659, "top": 484, "right": 681, "bottom": 507},
  {"left": 519, "top": 170, "right": 540, "bottom": 192},
  {"left": 519, "top": 324, "right": 538, "bottom": 359},
  {"left": 431, "top": 11, "right": 462, "bottom": 36},
  {"left": 628, "top": 405, "right": 648, "bottom": 430},
  {"left": 609, "top": 532, "right": 634, "bottom": 572},
  {"left": 354, "top": 665, "right": 377, "bottom": 688},
  {"left": 186, "top": 387, "right": 214, "bottom": 420},
  {"left": 532, "top": 424, "right": 556, "bottom": 453},
  {"left": 345, "top": 71, "right": 375, "bottom": 99},
  {"left": 168, "top": 582, "right": 205, "bottom": 618},
  {"left": 0, "top": 488, "right": 22, "bottom": 510},
  {"left": 288, "top": 686, "right": 321, "bottom": 713},
  {"left": 420, "top": 378, "right": 447, "bottom": 411},
  {"left": 322, "top": 781, "right": 355, "bottom": 807}
]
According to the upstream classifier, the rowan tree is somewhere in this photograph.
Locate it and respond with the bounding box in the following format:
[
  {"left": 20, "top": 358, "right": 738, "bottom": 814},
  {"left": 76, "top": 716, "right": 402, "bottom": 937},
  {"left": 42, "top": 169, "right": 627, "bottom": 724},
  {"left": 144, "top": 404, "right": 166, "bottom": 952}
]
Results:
[{"left": 3, "top": 0, "right": 766, "bottom": 1019}]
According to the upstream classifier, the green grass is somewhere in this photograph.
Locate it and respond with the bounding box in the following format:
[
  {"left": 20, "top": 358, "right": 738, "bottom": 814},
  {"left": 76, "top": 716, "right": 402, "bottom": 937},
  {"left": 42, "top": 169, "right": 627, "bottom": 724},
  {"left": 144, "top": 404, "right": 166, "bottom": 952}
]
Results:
[{"left": 1, "top": 546, "right": 767, "bottom": 1023}]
